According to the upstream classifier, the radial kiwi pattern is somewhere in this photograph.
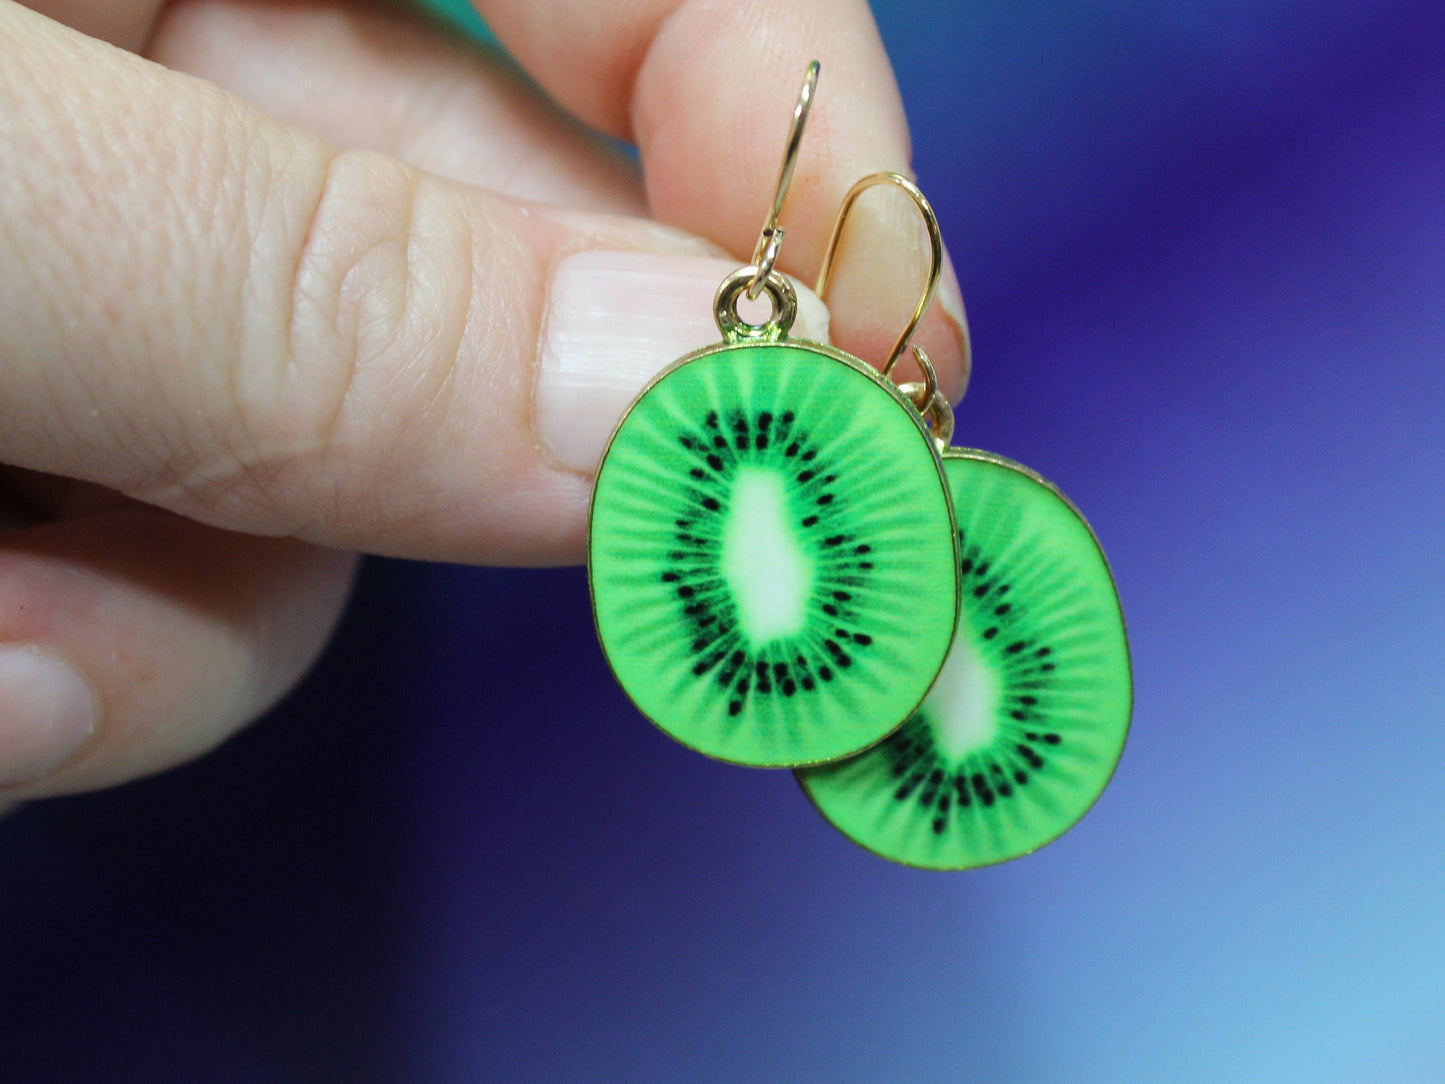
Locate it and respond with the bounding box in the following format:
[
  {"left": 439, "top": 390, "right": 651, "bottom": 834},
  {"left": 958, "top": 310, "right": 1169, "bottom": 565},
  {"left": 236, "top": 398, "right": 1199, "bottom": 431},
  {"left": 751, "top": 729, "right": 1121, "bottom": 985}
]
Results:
[
  {"left": 589, "top": 341, "right": 960, "bottom": 768},
  {"left": 798, "top": 449, "right": 1132, "bottom": 868}
]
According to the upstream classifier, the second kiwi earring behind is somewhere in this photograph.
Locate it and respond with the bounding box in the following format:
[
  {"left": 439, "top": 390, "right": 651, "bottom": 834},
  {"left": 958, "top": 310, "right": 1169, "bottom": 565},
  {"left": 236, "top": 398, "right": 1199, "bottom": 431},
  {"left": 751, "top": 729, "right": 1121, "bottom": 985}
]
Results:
[
  {"left": 587, "top": 62, "right": 962, "bottom": 769},
  {"left": 796, "top": 198, "right": 1135, "bottom": 872}
]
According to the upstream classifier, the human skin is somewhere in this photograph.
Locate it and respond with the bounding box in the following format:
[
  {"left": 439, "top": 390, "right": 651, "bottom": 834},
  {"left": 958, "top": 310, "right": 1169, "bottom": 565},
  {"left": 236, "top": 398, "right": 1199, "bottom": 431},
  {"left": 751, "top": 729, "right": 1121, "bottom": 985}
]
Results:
[{"left": 0, "top": 0, "right": 969, "bottom": 799}]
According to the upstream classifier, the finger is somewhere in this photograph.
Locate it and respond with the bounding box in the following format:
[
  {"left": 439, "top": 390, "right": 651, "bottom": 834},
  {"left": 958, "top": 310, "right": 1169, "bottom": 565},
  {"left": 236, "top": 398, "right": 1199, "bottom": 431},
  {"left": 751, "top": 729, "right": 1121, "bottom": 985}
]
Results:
[
  {"left": 147, "top": 0, "right": 647, "bottom": 215},
  {"left": 19, "top": 0, "right": 163, "bottom": 50},
  {"left": 474, "top": 0, "right": 970, "bottom": 399},
  {"left": 0, "top": 505, "right": 356, "bottom": 797},
  {"left": 0, "top": 4, "right": 826, "bottom": 564}
]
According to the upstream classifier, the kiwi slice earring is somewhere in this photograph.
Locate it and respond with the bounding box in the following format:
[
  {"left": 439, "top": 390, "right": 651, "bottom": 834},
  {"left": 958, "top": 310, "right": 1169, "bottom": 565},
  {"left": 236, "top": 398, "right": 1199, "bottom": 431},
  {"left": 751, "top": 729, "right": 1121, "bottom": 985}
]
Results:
[
  {"left": 587, "top": 63, "right": 961, "bottom": 768},
  {"left": 796, "top": 341, "right": 1134, "bottom": 869}
]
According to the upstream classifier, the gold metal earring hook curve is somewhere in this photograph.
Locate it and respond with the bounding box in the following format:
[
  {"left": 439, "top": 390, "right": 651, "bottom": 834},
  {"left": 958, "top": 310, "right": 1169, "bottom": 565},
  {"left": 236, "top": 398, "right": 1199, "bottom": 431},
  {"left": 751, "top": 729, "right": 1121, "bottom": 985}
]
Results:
[
  {"left": 814, "top": 172, "right": 944, "bottom": 380},
  {"left": 896, "top": 344, "right": 954, "bottom": 446},
  {"left": 746, "top": 60, "right": 820, "bottom": 300}
]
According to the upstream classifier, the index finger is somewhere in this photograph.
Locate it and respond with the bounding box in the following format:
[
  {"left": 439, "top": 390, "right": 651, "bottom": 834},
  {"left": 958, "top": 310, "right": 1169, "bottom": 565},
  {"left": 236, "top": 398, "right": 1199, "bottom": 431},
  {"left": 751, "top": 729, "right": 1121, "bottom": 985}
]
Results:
[{"left": 475, "top": 0, "right": 970, "bottom": 396}]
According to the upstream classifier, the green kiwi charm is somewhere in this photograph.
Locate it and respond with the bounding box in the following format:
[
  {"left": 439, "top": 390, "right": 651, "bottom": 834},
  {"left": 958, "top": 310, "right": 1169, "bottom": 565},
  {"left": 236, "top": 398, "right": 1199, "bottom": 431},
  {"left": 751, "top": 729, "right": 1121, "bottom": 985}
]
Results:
[
  {"left": 798, "top": 449, "right": 1132, "bottom": 869},
  {"left": 588, "top": 267, "right": 961, "bottom": 768},
  {"left": 587, "top": 64, "right": 965, "bottom": 768}
]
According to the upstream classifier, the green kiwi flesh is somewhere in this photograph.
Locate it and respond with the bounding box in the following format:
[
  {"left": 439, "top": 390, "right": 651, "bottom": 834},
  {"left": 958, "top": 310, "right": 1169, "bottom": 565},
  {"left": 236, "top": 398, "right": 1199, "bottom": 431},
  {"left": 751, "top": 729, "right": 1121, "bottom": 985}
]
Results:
[
  {"left": 589, "top": 341, "right": 959, "bottom": 767},
  {"left": 798, "top": 449, "right": 1132, "bottom": 868}
]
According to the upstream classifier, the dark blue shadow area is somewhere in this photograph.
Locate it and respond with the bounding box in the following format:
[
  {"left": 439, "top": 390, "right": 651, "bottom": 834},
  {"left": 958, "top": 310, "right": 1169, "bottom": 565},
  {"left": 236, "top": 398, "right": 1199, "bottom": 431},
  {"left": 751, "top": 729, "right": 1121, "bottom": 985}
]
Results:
[
  {"left": 385, "top": 565, "right": 1021, "bottom": 1082},
  {"left": 0, "top": 558, "right": 420, "bottom": 1082}
]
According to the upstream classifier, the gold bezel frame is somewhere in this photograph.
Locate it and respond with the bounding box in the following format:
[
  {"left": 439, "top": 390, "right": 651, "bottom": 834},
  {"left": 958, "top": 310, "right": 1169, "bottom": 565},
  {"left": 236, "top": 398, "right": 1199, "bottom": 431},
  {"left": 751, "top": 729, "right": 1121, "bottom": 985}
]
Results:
[{"left": 586, "top": 335, "right": 963, "bottom": 768}]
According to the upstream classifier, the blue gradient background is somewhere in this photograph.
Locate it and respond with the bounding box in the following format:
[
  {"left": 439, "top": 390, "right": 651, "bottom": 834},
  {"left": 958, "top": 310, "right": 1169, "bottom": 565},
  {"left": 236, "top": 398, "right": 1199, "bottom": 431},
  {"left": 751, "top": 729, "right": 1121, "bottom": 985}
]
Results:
[{"left": 3, "top": 2, "right": 1443, "bottom": 1080}]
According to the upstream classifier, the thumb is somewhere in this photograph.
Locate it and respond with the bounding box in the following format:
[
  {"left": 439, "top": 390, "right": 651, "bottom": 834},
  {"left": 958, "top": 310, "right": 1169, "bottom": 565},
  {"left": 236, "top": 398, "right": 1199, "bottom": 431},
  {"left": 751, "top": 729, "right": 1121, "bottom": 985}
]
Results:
[{"left": 0, "top": 4, "right": 828, "bottom": 565}]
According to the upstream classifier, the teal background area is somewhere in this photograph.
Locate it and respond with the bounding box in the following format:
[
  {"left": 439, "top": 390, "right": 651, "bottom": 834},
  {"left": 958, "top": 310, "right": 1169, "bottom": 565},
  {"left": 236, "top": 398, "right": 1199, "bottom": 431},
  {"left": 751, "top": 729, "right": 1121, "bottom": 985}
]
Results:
[
  {"left": 418, "top": 0, "right": 493, "bottom": 43},
  {"left": 2, "top": 2, "right": 1444, "bottom": 1081}
]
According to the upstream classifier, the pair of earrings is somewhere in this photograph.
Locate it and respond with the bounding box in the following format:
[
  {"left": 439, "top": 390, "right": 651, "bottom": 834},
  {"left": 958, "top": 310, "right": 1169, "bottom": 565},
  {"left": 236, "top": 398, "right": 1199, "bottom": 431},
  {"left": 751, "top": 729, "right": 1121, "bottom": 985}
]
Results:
[{"left": 587, "top": 64, "right": 1132, "bottom": 870}]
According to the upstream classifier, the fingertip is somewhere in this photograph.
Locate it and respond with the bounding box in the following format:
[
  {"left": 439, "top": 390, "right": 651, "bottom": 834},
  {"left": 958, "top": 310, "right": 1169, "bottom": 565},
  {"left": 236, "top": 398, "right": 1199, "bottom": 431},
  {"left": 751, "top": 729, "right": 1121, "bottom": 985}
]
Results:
[
  {"left": 631, "top": 0, "right": 913, "bottom": 271},
  {"left": 813, "top": 182, "right": 970, "bottom": 403},
  {"left": 927, "top": 247, "right": 972, "bottom": 404},
  {"left": 0, "top": 508, "right": 357, "bottom": 797}
]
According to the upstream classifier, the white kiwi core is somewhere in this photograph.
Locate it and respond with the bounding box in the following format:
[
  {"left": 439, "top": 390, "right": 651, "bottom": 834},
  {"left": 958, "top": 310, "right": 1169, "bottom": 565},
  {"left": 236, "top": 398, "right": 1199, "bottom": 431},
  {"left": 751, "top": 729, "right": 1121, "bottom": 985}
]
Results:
[
  {"left": 927, "top": 625, "right": 1002, "bottom": 761},
  {"left": 720, "top": 466, "right": 814, "bottom": 644}
]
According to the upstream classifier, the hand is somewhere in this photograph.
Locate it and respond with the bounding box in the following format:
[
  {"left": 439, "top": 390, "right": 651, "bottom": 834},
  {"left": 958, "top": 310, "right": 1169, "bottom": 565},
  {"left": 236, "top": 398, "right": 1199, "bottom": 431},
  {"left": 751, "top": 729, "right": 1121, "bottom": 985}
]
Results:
[{"left": 0, "top": 0, "right": 969, "bottom": 799}]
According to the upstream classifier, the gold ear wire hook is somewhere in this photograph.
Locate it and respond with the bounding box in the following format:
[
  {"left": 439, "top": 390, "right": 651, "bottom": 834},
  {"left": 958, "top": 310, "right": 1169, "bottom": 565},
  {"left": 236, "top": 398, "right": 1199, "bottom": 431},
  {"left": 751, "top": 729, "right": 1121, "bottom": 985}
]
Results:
[
  {"left": 896, "top": 344, "right": 939, "bottom": 413},
  {"left": 746, "top": 60, "right": 820, "bottom": 300},
  {"left": 814, "top": 172, "right": 944, "bottom": 380},
  {"left": 897, "top": 345, "right": 954, "bottom": 445}
]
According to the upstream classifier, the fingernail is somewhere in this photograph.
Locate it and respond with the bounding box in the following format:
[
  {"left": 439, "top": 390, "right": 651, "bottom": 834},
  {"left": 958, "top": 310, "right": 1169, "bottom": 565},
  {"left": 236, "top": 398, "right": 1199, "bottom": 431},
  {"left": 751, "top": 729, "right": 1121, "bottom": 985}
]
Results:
[
  {"left": 0, "top": 644, "right": 98, "bottom": 787},
  {"left": 536, "top": 251, "right": 831, "bottom": 474},
  {"left": 936, "top": 248, "right": 972, "bottom": 391}
]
